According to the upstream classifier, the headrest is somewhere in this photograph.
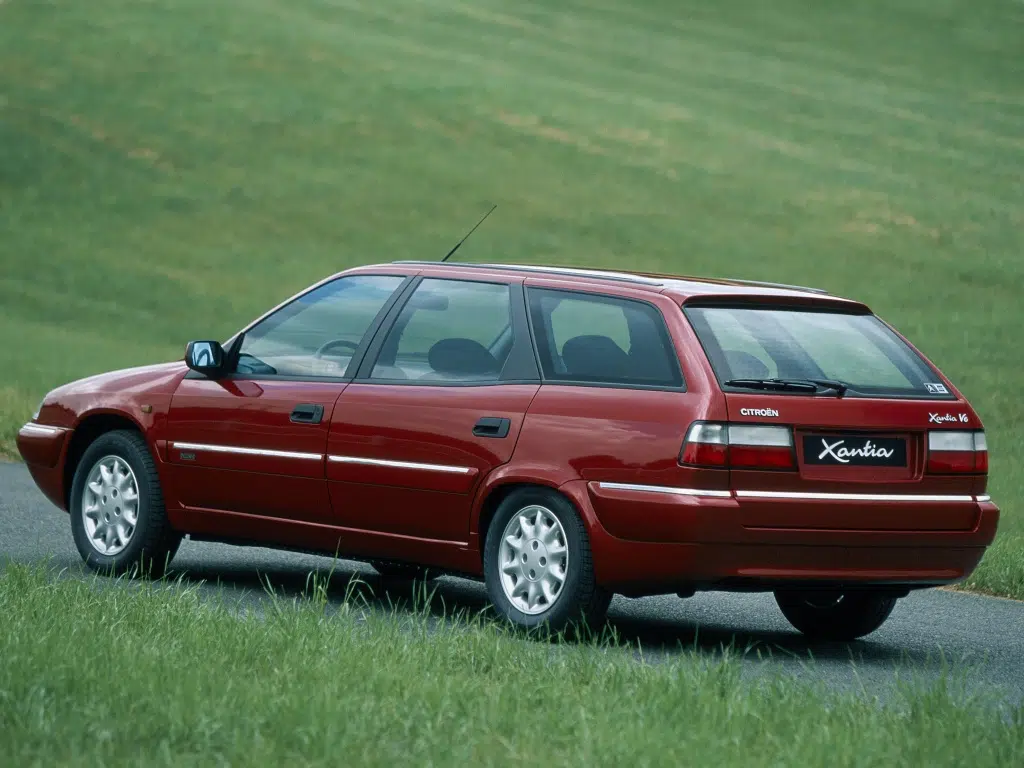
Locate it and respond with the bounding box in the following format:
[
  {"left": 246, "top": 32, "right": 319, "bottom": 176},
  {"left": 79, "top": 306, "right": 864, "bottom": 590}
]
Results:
[
  {"left": 561, "top": 335, "right": 629, "bottom": 379},
  {"left": 427, "top": 338, "right": 500, "bottom": 378}
]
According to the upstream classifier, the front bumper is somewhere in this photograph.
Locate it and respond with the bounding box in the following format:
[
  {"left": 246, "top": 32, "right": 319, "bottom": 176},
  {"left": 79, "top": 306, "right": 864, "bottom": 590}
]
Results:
[{"left": 16, "top": 422, "right": 70, "bottom": 511}]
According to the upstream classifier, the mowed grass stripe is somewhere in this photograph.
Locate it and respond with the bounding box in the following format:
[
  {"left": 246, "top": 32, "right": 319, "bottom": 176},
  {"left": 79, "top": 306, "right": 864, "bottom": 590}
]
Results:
[
  {"left": 12, "top": 0, "right": 1022, "bottom": 205},
  {"left": 308, "top": 0, "right": 1024, "bottom": 210},
  {"left": 485, "top": 0, "right": 1024, "bottom": 134},
  {"left": 578, "top": 0, "right": 1024, "bottom": 93}
]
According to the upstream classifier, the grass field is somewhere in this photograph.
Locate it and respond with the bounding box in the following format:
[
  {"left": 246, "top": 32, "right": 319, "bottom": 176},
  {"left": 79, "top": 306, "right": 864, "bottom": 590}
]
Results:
[
  {"left": 1, "top": 0, "right": 1022, "bottom": 596},
  {"left": 0, "top": 564, "right": 1020, "bottom": 766}
]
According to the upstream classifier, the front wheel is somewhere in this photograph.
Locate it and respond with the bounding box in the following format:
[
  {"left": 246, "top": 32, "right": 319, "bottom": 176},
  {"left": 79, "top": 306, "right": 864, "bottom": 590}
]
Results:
[
  {"left": 69, "top": 430, "right": 181, "bottom": 578},
  {"left": 774, "top": 589, "right": 898, "bottom": 641},
  {"left": 484, "top": 487, "right": 611, "bottom": 635}
]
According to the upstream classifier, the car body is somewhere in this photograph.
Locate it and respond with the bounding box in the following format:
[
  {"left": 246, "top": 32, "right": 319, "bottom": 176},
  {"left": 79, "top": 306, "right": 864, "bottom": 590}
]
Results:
[{"left": 18, "top": 261, "right": 999, "bottom": 638}]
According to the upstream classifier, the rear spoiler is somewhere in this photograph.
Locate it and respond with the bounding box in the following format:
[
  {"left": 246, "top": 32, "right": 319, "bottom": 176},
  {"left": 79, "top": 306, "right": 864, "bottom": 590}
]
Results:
[{"left": 680, "top": 294, "right": 871, "bottom": 313}]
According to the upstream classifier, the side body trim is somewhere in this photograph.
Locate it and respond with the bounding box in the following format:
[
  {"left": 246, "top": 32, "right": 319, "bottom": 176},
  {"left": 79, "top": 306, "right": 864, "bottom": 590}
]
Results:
[
  {"left": 20, "top": 423, "right": 67, "bottom": 437},
  {"left": 595, "top": 482, "right": 732, "bottom": 498},
  {"left": 596, "top": 482, "right": 988, "bottom": 504},
  {"left": 328, "top": 455, "right": 473, "bottom": 475},
  {"left": 735, "top": 490, "right": 976, "bottom": 503},
  {"left": 171, "top": 442, "right": 323, "bottom": 461}
]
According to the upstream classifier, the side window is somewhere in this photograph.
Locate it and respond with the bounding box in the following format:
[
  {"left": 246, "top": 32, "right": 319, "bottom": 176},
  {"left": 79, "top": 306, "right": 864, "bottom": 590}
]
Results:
[
  {"left": 370, "top": 279, "right": 514, "bottom": 382},
  {"left": 528, "top": 288, "right": 684, "bottom": 388},
  {"left": 551, "top": 299, "right": 630, "bottom": 355},
  {"left": 237, "top": 275, "right": 404, "bottom": 377}
]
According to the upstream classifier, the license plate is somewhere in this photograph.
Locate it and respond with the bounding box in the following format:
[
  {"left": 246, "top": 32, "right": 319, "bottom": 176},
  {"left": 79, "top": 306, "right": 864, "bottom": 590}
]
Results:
[{"left": 802, "top": 435, "right": 907, "bottom": 467}]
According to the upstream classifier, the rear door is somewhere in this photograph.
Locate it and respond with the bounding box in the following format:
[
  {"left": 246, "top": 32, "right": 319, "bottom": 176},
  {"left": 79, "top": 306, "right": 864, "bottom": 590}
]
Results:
[
  {"left": 684, "top": 302, "right": 986, "bottom": 531},
  {"left": 164, "top": 273, "right": 409, "bottom": 525},
  {"left": 326, "top": 276, "right": 541, "bottom": 542}
]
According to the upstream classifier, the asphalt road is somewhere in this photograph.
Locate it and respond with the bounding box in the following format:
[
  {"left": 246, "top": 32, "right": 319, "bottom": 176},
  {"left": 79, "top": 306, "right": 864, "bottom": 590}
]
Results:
[{"left": 2, "top": 461, "right": 1021, "bottom": 706}]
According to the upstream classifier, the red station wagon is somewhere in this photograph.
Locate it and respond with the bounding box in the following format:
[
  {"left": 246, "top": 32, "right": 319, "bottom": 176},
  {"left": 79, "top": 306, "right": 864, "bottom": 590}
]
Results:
[{"left": 17, "top": 261, "right": 999, "bottom": 639}]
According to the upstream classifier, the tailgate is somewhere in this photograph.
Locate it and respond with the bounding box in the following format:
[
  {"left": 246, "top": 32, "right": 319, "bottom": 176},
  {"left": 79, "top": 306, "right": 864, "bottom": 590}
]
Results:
[
  {"left": 681, "top": 301, "right": 988, "bottom": 532},
  {"left": 727, "top": 393, "right": 985, "bottom": 531}
]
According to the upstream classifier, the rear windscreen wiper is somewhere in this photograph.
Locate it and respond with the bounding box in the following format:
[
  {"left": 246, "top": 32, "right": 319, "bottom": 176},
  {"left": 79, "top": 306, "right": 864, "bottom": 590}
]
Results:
[
  {"left": 806, "top": 378, "right": 849, "bottom": 396},
  {"left": 724, "top": 378, "right": 849, "bottom": 396}
]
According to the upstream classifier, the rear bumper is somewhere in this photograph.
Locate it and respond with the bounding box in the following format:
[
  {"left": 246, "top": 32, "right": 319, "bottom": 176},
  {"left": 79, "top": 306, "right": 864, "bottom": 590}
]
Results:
[
  {"left": 571, "top": 480, "right": 999, "bottom": 593},
  {"left": 16, "top": 422, "right": 70, "bottom": 511}
]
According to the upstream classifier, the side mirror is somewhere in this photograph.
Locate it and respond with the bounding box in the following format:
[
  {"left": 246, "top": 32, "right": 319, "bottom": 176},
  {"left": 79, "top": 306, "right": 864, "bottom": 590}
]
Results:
[{"left": 185, "top": 340, "right": 226, "bottom": 376}]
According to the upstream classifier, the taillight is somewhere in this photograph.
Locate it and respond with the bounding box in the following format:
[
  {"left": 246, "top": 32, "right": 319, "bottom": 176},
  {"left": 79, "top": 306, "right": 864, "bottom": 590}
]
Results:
[
  {"left": 728, "top": 425, "right": 796, "bottom": 469},
  {"left": 680, "top": 423, "right": 728, "bottom": 467},
  {"left": 927, "top": 430, "right": 987, "bottom": 473},
  {"left": 680, "top": 422, "right": 795, "bottom": 471}
]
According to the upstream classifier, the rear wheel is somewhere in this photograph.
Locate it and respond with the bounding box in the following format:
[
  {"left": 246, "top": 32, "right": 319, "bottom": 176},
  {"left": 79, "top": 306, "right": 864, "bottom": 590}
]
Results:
[
  {"left": 484, "top": 487, "right": 611, "bottom": 635},
  {"left": 70, "top": 430, "right": 181, "bottom": 578},
  {"left": 774, "top": 589, "right": 898, "bottom": 641}
]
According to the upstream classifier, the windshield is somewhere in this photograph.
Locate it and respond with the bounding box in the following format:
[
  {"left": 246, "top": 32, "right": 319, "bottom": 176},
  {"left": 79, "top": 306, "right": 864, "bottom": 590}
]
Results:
[{"left": 684, "top": 305, "right": 956, "bottom": 399}]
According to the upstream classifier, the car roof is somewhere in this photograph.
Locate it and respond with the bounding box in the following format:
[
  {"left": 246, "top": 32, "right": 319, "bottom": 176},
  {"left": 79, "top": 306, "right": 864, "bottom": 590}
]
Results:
[{"left": 371, "top": 260, "right": 867, "bottom": 309}]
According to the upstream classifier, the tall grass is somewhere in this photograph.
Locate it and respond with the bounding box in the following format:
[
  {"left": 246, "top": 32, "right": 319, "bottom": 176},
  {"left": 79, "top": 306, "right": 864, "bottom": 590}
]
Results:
[{"left": 0, "top": 564, "right": 1021, "bottom": 766}]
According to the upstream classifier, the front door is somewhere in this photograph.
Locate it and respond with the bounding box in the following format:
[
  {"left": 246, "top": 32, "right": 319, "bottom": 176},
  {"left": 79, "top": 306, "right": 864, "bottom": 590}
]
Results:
[
  {"left": 326, "top": 277, "right": 540, "bottom": 542},
  {"left": 165, "top": 377, "right": 345, "bottom": 524},
  {"left": 164, "top": 273, "right": 409, "bottom": 525}
]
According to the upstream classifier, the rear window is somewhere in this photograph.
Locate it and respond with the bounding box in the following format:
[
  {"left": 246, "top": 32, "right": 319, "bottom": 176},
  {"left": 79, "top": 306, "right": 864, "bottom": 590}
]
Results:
[
  {"left": 684, "top": 305, "right": 954, "bottom": 399},
  {"left": 528, "top": 288, "right": 684, "bottom": 389}
]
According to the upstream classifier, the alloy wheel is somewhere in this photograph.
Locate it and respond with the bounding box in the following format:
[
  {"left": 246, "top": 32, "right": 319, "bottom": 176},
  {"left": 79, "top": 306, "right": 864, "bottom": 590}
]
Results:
[
  {"left": 81, "top": 454, "right": 140, "bottom": 556},
  {"left": 498, "top": 504, "right": 568, "bottom": 615}
]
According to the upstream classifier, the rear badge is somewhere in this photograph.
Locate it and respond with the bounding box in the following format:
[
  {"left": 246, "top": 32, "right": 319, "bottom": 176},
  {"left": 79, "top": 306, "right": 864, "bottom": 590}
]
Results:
[
  {"left": 925, "top": 382, "right": 949, "bottom": 394},
  {"left": 929, "top": 412, "right": 969, "bottom": 424},
  {"left": 179, "top": 452, "right": 196, "bottom": 462},
  {"left": 740, "top": 407, "right": 779, "bottom": 418},
  {"left": 804, "top": 436, "right": 907, "bottom": 467}
]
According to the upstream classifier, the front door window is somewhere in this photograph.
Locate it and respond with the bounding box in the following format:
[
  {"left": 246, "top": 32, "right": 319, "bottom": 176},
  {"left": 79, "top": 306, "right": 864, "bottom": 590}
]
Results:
[
  {"left": 238, "top": 274, "right": 404, "bottom": 378},
  {"left": 369, "top": 279, "right": 514, "bottom": 382}
]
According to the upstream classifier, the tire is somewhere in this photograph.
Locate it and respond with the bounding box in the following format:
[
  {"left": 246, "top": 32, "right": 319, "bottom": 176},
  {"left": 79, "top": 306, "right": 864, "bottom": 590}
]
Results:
[
  {"left": 69, "top": 430, "right": 181, "bottom": 578},
  {"left": 774, "top": 589, "right": 898, "bottom": 641},
  {"left": 484, "top": 487, "right": 611, "bottom": 635},
  {"left": 370, "top": 560, "right": 438, "bottom": 582}
]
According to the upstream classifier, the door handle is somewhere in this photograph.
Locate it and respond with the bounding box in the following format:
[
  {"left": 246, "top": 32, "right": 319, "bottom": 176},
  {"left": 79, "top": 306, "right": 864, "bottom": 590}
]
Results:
[
  {"left": 473, "top": 416, "right": 511, "bottom": 438},
  {"left": 290, "top": 403, "right": 324, "bottom": 424}
]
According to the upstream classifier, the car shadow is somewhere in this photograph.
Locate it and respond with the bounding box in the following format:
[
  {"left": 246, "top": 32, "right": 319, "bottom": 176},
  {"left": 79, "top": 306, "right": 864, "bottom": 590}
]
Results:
[
  {"left": 164, "top": 557, "right": 942, "bottom": 670},
  {"left": 167, "top": 559, "right": 489, "bottom": 616},
  {"left": 602, "top": 611, "right": 930, "bottom": 668}
]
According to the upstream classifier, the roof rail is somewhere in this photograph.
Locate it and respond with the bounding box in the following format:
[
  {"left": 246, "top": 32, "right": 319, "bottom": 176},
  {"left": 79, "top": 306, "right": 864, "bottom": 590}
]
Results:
[
  {"left": 389, "top": 261, "right": 664, "bottom": 286},
  {"left": 721, "top": 278, "right": 829, "bottom": 295},
  {"left": 391, "top": 261, "right": 827, "bottom": 294},
  {"left": 628, "top": 269, "right": 828, "bottom": 295}
]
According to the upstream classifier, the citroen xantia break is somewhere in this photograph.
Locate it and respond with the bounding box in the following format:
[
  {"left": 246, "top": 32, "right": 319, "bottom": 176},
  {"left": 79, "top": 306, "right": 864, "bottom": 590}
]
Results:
[{"left": 17, "top": 262, "right": 999, "bottom": 639}]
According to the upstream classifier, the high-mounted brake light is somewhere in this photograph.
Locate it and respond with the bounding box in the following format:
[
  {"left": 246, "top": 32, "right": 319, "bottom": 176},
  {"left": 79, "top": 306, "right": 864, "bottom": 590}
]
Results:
[
  {"left": 681, "top": 422, "right": 795, "bottom": 471},
  {"left": 927, "top": 430, "right": 987, "bottom": 474}
]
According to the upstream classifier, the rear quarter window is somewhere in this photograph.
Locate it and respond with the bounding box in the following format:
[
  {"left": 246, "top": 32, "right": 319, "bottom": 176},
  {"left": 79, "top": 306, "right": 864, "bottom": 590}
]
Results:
[
  {"left": 684, "top": 305, "right": 954, "bottom": 399},
  {"left": 527, "top": 288, "right": 684, "bottom": 389}
]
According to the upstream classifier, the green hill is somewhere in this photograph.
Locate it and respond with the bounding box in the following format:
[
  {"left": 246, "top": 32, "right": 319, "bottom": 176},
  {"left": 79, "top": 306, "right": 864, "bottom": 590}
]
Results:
[{"left": 1, "top": 0, "right": 1021, "bottom": 596}]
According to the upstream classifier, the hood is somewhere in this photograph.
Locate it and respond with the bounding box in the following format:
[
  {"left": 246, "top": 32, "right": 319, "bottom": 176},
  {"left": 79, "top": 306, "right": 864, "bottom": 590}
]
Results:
[{"left": 47, "top": 360, "right": 190, "bottom": 400}]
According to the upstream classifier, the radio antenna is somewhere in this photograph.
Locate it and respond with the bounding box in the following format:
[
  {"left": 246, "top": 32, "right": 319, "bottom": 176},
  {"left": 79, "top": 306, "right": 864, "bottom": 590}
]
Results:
[{"left": 440, "top": 204, "right": 497, "bottom": 262}]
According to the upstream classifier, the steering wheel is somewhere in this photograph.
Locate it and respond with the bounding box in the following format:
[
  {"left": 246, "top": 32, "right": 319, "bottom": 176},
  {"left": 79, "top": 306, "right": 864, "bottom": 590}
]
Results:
[{"left": 314, "top": 338, "right": 360, "bottom": 359}]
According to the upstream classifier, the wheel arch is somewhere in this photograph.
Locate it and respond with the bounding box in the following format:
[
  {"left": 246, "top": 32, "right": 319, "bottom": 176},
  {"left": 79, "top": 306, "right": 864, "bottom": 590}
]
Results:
[
  {"left": 63, "top": 410, "right": 146, "bottom": 509},
  {"left": 473, "top": 470, "right": 583, "bottom": 568}
]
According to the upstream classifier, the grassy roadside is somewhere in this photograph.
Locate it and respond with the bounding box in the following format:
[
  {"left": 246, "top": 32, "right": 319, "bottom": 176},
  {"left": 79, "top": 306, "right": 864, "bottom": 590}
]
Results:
[
  {"left": 0, "top": 564, "right": 1021, "bottom": 766},
  {"left": 1, "top": 0, "right": 1021, "bottom": 594}
]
